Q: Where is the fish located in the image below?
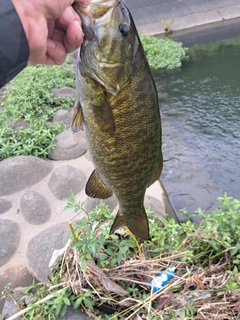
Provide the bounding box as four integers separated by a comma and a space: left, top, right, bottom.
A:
72, 0, 163, 240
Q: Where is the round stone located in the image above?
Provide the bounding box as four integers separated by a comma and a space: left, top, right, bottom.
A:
50, 87, 77, 100
48, 165, 86, 200
20, 191, 51, 225
144, 195, 165, 217
49, 130, 87, 161
1, 287, 24, 320
0, 199, 12, 214
0, 156, 53, 197
52, 109, 72, 126
9, 119, 30, 131
0, 220, 20, 267
26, 223, 73, 281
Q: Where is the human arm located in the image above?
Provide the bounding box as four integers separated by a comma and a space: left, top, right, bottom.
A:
0, 0, 90, 88
0, 0, 29, 88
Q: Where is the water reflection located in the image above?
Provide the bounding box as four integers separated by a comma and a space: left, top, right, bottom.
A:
155, 38, 240, 217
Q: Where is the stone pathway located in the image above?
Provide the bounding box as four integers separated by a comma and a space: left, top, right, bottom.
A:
0, 149, 170, 277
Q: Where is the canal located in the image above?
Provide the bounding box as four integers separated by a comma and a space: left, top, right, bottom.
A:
155, 33, 240, 218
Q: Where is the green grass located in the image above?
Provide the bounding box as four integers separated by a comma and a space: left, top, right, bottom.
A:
0, 64, 76, 160
2, 193, 239, 319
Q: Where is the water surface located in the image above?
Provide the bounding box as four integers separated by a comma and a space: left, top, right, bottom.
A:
155, 38, 240, 216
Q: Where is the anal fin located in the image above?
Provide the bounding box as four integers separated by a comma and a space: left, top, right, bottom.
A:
86, 170, 113, 199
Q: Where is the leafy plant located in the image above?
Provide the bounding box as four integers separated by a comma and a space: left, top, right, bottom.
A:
66, 197, 138, 271
0, 64, 76, 160
140, 36, 188, 70
1, 194, 240, 319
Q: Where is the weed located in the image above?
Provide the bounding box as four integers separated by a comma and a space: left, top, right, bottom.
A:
140, 35, 188, 70
0, 64, 75, 160
1, 194, 239, 319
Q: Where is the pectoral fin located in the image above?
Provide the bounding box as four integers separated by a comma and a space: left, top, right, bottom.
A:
93, 103, 115, 133
110, 207, 150, 240
92, 90, 115, 133
86, 170, 113, 199
71, 102, 84, 133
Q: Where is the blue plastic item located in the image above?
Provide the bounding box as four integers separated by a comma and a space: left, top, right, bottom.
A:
149, 267, 175, 293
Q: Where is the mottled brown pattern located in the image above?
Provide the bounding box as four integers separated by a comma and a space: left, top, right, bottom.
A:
74, 0, 162, 239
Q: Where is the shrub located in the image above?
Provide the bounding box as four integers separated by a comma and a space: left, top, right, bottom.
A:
140, 36, 188, 70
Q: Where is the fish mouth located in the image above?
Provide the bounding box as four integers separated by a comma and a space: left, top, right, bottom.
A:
73, 0, 118, 26
91, 0, 118, 19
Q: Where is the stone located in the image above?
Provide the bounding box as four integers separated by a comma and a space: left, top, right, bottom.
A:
0, 156, 53, 197
20, 191, 51, 225
1, 287, 24, 320
0, 220, 20, 267
52, 109, 73, 126
48, 165, 86, 200
9, 119, 30, 131
26, 223, 72, 281
144, 195, 165, 217
49, 130, 88, 161
58, 307, 90, 320
0, 199, 12, 214
84, 194, 118, 213
51, 87, 77, 101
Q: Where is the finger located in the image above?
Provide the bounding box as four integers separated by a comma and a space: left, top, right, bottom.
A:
64, 20, 83, 53
47, 20, 55, 38
51, 28, 65, 44
50, 21, 83, 54
45, 40, 67, 65
57, 6, 80, 32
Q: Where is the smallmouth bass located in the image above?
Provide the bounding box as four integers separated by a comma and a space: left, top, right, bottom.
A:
72, 0, 163, 240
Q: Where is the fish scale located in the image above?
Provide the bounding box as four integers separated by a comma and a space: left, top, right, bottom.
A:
72, 0, 162, 240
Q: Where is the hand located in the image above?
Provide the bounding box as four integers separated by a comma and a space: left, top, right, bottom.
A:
11, 0, 90, 65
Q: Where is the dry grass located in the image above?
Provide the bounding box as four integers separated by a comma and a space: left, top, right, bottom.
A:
49, 241, 240, 320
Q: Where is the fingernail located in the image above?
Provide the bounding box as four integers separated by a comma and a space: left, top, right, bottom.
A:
47, 39, 56, 49
62, 7, 74, 23
75, 23, 83, 42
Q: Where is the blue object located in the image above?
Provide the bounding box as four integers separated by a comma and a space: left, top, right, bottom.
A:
149, 267, 175, 293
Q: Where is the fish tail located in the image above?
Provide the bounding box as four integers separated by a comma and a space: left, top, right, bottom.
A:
110, 207, 150, 240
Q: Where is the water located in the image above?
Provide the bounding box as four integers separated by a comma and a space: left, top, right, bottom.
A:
154, 37, 240, 217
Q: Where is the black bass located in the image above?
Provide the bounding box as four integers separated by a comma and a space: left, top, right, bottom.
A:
72, 0, 163, 240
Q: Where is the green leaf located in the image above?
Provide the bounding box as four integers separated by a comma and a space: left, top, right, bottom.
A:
84, 297, 94, 310
63, 296, 71, 306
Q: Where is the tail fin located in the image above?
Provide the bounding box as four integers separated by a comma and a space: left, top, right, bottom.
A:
110, 207, 150, 240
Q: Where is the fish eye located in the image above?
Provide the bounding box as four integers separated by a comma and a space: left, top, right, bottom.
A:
119, 22, 129, 37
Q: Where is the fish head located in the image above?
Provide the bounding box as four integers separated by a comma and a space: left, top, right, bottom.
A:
74, 0, 140, 95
